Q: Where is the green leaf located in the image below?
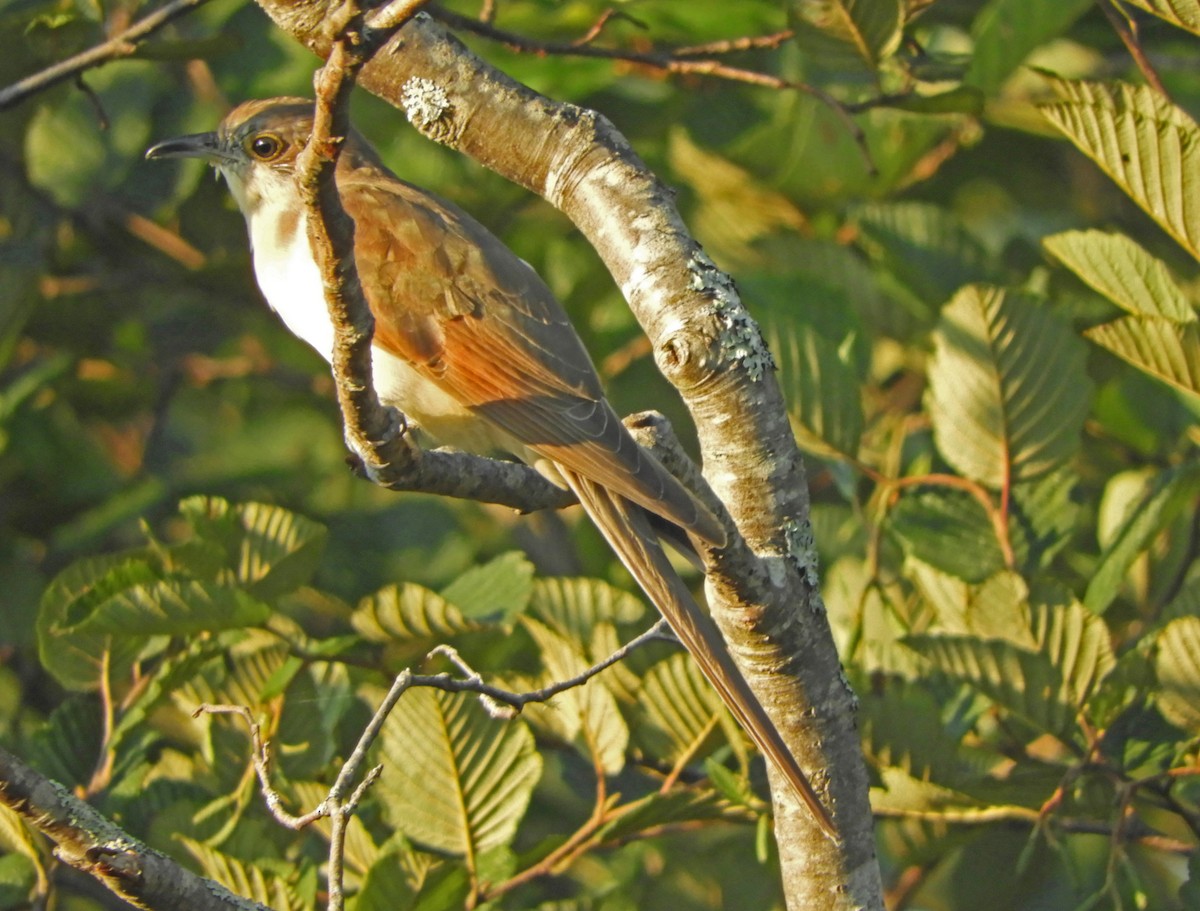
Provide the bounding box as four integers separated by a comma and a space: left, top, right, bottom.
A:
528, 576, 648, 703
178, 497, 328, 599
771, 321, 864, 459
1084, 317, 1200, 398
1085, 461, 1200, 613
0, 853, 35, 909
520, 618, 629, 775
1122, 0, 1200, 36
966, 0, 1094, 92
592, 788, 745, 845
179, 838, 312, 911
1043, 230, 1195, 322
1008, 468, 1079, 573
1154, 616, 1200, 731
1040, 79, 1200, 263
24, 61, 162, 208
439, 552, 534, 621
852, 202, 996, 307
78, 578, 270, 636
927, 285, 1091, 487
374, 687, 542, 859
905, 598, 1112, 739
889, 489, 1007, 584
788, 0, 904, 71
37, 553, 164, 691
352, 583, 484, 644
635, 653, 735, 769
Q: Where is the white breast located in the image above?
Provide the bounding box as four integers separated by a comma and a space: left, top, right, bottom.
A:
244, 207, 499, 453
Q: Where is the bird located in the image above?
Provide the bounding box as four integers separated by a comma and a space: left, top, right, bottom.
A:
146, 97, 835, 838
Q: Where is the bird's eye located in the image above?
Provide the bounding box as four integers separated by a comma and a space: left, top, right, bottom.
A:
248, 133, 284, 161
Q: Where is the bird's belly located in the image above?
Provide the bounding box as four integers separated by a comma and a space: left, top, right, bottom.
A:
249, 217, 505, 455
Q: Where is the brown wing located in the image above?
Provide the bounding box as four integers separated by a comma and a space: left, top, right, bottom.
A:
339, 172, 723, 545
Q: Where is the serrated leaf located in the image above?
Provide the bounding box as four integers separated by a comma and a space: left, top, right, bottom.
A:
1154, 616, 1200, 731
353, 583, 484, 644
1085, 316, 1200, 398
78, 579, 270, 636
374, 686, 542, 860
903, 635, 1069, 735
231, 501, 327, 600
1122, 0, 1200, 36
1085, 461, 1200, 613
635, 653, 733, 768
178, 497, 328, 598
1008, 468, 1079, 573
853, 202, 996, 306
889, 489, 1007, 584
37, 553, 166, 691
870, 767, 991, 818
772, 321, 864, 459
440, 552, 534, 621
528, 577, 647, 703
1040, 79, 1200, 262
179, 838, 310, 911
966, 0, 1094, 92
520, 618, 629, 775
1043, 230, 1195, 322
927, 285, 1091, 487
789, 0, 904, 71
905, 597, 1114, 740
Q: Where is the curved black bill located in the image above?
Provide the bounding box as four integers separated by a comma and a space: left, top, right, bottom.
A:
145, 132, 221, 161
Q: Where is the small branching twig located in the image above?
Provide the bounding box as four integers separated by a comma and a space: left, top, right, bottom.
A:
199, 616, 672, 909
0, 0, 214, 110
429, 8, 877, 174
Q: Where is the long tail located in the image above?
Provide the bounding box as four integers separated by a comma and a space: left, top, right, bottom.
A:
557, 467, 837, 839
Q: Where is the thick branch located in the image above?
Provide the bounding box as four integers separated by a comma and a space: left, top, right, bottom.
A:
0, 746, 271, 911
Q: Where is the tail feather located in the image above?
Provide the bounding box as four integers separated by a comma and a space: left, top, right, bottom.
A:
557, 467, 837, 839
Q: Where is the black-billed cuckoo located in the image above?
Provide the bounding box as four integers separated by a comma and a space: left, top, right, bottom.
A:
146, 98, 835, 838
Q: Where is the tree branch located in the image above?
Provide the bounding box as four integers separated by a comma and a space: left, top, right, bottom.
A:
0, 746, 272, 911
0, 0, 214, 111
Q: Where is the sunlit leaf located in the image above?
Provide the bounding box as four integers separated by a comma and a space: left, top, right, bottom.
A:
1085, 461, 1200, 613
1040, 79, 1200, 262
772, 321, 864, 459
179, 838, 313, 911
374, 686, 542, 859
591, 788, 747, 845
352, 582, 484, 644
78, 578, 270, 636
1122, 0, 1200, 36
521, 617, 629, 775
904, 595, 1114, 739
1043, 230, 1195, 322
1154, 616, 1200, 731
966, 0, 1094, 92
1085, 317, 1200, 398
635, 653, 733, 768
927, 285, 1091, 487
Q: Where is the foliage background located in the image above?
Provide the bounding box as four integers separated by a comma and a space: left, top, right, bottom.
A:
1, 0, 1199, 909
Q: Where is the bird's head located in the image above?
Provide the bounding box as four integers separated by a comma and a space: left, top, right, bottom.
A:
146, 97, 381, 215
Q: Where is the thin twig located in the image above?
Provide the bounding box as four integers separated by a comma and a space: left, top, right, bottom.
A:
429, 8, 877, 174
1101, 0, 1172, 99
0, 0, 213, 110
